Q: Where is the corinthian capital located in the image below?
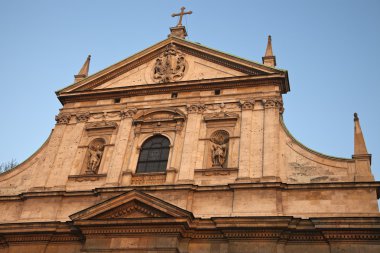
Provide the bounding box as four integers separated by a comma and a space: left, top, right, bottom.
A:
187, 104, 206, 114
239, 100, 255, 110
76, 112, 91, 123
264, 99, 283, 112
120, 108, 137, 119
55, 113, 71, 125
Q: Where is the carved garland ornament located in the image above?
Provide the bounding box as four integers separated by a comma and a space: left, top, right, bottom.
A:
152, 44, 187, 83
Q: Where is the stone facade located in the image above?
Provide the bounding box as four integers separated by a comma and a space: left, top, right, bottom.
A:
0, 29, 379, 253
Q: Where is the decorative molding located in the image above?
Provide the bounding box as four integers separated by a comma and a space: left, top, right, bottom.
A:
204, 111, 239, 122
85, 121, 118, 131
195, 167, 238, 176
131, 173, 167, 185
68, 174, 107, 182
187, 104, 206, 114
81, 227, 183, 236
203, 111, 239, 128
120, 108, 137, 119
94, 201, 168, 219
322, 231, 380, 241
55, 113, 71, 124
133, 109, 185, 134
5, 234, 52, 243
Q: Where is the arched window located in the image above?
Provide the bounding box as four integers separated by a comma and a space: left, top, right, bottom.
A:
136, 135, 170, 173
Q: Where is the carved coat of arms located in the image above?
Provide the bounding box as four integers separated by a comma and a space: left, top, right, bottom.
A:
152, 44, 186, 83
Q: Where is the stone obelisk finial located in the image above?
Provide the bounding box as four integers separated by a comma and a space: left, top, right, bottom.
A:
352, 113, 373, 181
353, 113, 369, 155
74, 55, 91, 82
169, 7, 192, 39
262, 35, 277, 67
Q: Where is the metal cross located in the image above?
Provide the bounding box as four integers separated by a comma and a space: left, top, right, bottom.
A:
171, 7, 192, 27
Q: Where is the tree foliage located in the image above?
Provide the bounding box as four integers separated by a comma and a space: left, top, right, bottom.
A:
0, 159, 18, 173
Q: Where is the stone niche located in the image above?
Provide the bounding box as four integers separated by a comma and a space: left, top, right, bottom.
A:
68, 120, 118, 184
121, 108, 186, 185
195, 111, 240, 184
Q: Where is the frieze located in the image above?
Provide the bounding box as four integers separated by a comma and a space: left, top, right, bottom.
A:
322, 231, 380, 241
68, 174, 107, 182
85, 121, 118, 131
203, 111, 239, 122
131, 173, 166, 185
187, 104, 206, 114
55, 113, 71, 124
81, 227, 183, 236
195, 168, 238, 176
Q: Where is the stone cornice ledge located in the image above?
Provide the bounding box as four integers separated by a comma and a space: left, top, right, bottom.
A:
1, 181, 380, 201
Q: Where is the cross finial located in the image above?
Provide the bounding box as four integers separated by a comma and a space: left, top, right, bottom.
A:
171, 6, 192, 27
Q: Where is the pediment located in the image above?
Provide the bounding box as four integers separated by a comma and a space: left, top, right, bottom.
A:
58, 37, 286, 95
69, 190, 194, 221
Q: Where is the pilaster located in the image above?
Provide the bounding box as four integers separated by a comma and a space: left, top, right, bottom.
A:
105, 109, 136, 186
45, 112, 90, 188
262, 99, 282, 181
237, 100, 254, 180
251, 100, 265, 178
178, 104, 205, 182
30, 113, 71, 190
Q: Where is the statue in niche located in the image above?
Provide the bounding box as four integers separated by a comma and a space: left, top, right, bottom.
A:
210, 130, 229, 168
86, 139, 105, 174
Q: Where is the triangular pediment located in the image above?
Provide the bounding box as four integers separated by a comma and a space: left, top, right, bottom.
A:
69, 190, 194, 221
58, 36, 287, 95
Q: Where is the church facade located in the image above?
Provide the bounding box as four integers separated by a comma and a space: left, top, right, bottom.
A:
0, 13, 379, 253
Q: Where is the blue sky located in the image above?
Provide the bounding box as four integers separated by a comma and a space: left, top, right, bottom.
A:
0, 0, 379, 181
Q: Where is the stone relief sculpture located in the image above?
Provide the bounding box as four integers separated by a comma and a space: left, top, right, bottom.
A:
86, 139, 105, 174
152, 44, 186, 83
210, 130, 229, 168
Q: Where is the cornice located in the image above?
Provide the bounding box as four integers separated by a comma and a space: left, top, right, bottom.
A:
1, 181, 380, 201
177, 45, 264, 75
57, 75, 287, 104
1, 217, 379, 244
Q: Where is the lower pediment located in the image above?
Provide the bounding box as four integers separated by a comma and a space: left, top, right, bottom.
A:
92, 200, 169, 219
69, 190, 194, 221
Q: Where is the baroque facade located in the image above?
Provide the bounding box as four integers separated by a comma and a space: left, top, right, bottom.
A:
0, 12, 379, 253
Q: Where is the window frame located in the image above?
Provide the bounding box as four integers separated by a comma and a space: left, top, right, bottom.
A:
135, 135, 171, 174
